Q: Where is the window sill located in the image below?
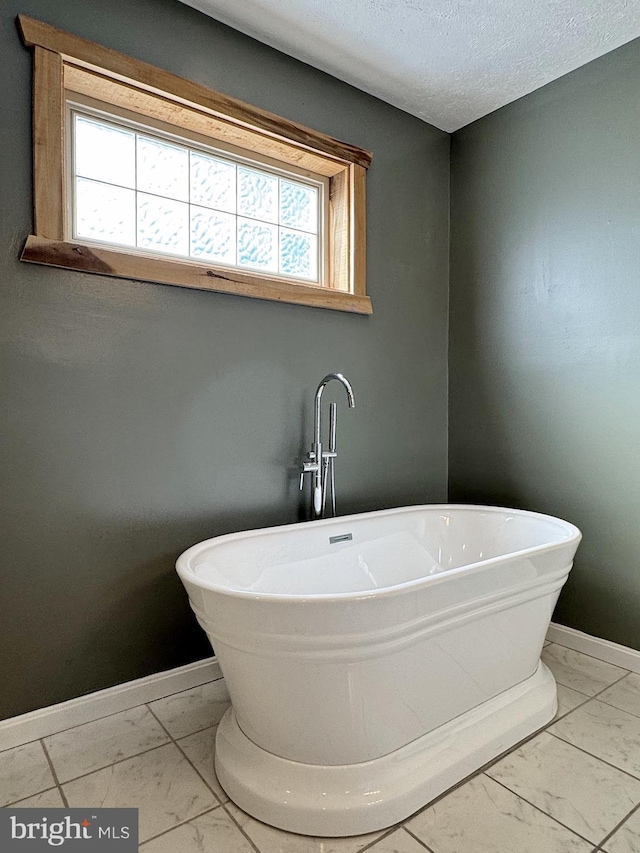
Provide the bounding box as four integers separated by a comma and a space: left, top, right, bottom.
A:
21, 235, 374, 315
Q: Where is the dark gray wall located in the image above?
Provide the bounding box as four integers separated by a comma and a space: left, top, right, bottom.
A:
0, 1, 449, 718
450, 39, 640, 651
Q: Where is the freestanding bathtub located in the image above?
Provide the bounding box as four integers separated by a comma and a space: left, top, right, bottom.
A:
176, 504, 581, 836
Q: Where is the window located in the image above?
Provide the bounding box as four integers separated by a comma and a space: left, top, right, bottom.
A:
69, 106, 326, 282
19, 16, 372, 314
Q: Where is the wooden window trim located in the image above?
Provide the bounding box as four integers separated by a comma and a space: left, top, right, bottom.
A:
19, 16, 373, 315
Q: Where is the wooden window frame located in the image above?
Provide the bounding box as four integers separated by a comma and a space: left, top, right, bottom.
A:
19, 16, 373, 315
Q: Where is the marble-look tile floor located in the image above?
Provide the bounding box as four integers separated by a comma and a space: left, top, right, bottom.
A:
2, 641, 640, 852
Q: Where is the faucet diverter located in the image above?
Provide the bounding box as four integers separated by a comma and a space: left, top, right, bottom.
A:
300, 373, 355, 519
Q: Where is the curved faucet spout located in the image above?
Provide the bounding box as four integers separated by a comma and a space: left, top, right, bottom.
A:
314, 373, 355, 448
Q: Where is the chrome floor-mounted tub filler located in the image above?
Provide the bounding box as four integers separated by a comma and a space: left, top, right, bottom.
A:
177, 380, 581, 836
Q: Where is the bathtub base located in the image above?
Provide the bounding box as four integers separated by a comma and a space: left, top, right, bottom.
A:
215, 661, 557, 837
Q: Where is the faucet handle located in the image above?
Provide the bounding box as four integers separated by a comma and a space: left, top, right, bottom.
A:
299, 456, 319, 490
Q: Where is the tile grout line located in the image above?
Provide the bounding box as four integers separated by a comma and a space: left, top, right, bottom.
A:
138, 805, 222, 847
596, 700, 640, 723
0, 677, 224, 756
402, 824, 438, 852
460, 716, 560, 781
549, 692, 592, 722
170, 721, 219, 741
45, 740, 174, 788
485, 772, 602, 846
541, 669, 637, 729
547, 669, 640, 731
352, 825, 401, 852
588, 670, 633, 697
546, 729, 640, 783
4, 786, 61, 808
218, 802, 267, 853
548, 640, 635, 670
588, 676, 640, 721
544, 678, 591, 699
548, 667, 631, 705
589, 799, 640, 852
39, 739, 69, 808
0, 737, 55, 757
144, 702, 222, 797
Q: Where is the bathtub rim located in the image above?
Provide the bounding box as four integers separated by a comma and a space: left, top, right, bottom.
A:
176, 503, 582, 603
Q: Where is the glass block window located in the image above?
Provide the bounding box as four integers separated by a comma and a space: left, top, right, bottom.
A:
70, 110, 323, 283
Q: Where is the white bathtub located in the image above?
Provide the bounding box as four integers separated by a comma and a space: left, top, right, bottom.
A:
177, 504, 581, 836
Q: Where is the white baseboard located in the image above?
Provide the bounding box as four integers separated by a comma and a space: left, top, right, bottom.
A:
547, 622, 640, 674
0, 656, 222, 752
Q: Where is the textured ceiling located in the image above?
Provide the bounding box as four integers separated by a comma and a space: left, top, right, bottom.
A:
177, 0, 640, 132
